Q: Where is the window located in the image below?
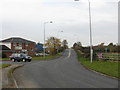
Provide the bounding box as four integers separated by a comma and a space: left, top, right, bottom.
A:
13, 43, 16, 46
16, 43, 19, 46
19, 43, 22, 46
26, 43, 28, 46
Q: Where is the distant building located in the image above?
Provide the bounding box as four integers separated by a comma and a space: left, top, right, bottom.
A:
0, 37, 36, 56
35, 43, 43, 53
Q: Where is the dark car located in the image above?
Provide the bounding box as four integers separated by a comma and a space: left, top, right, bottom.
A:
10, 53, 32, 62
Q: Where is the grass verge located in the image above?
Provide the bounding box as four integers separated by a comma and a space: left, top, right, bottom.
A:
7, 64, 24, 88
76, 51, 119, 79
0, 64, 11, 68
0, 58, 9, 61
0, 53, 61, 61
32, 53, 61, 60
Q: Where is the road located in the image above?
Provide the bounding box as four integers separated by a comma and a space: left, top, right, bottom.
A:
13, 49, 118, 88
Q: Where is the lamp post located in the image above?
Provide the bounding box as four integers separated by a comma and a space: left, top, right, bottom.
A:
43, 21, 53, 58
74, 0, 93, 63
57, 30, 63, 38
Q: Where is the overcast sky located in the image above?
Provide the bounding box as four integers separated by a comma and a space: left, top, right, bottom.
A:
1, 0, 119, 47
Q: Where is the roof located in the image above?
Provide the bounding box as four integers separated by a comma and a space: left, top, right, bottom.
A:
0, 37, 36, 43
0, 45, 11, 50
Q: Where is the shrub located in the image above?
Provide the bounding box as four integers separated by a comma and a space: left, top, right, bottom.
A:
84, 52, 97, 61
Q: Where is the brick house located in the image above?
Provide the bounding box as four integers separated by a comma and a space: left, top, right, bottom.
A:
0, 37, 36, 56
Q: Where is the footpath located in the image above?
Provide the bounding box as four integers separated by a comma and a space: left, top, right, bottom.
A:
0, 64, 23, 89
0, 67, 2, 90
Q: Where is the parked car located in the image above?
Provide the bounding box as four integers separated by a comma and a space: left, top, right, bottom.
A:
10, 53, 32, 62
35, 53, 49, 56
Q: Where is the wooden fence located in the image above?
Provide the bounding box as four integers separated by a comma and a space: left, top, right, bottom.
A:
97, 53, 120, 61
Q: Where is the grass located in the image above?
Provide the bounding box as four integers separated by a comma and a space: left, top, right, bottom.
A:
0, 53, 61, 61
0, 58, 9, 61
76, 51, 119, 78
0, 64, 11, 68
32, 53, 61, 60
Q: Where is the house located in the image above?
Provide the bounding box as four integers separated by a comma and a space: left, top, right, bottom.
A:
0, 37, 36, 56
0, 45, 13, 58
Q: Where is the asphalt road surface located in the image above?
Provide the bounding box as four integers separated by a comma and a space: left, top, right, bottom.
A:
13, 49, 118, 88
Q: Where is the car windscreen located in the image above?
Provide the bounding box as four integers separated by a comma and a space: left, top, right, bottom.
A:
12, 54, 21, 57
21, 54, 27, 57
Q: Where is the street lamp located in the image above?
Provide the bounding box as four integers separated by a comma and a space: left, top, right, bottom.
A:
74, 0, 93, 63
43, 21, 53, 58
57, 30, 63, 38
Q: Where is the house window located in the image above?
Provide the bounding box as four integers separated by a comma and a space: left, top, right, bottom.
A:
19, 42, 22, 46
15, 46, 22, 50
13, 43, 16, 46
16, 43, 19, 46
26, 43, 28, 46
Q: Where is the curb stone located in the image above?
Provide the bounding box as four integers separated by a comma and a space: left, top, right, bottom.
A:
2, 64, 24, 88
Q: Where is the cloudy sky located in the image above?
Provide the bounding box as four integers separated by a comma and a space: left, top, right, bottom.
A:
1, 0, 119, 47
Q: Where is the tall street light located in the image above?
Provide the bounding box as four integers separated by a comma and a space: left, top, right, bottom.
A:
74, 0, 93, 63
44, 21, 53, 58
57, 30, 63, 38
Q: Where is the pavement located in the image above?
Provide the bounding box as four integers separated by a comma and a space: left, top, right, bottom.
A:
0, 64, 23, 89
12, 49, 118, 88
1, 61, 31, 65
0, 67, 2, 90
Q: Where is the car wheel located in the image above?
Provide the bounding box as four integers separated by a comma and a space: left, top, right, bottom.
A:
17, 60, 20, 62
22, 59, 26, 62
28, 60, 31, 62
12, 59, 15, 62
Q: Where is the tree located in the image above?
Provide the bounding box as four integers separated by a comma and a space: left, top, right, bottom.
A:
108, 43, 114, 46
62, 40, 68, 49
45, 37, 61, 55
72, 42, 82, 50
108, 43, 114, 52
73, 43, 77, 49
77, 42, 82, 47
97, 43, 105, 53
99, 43, 104, 46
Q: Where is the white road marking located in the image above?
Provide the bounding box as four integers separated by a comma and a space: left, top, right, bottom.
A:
67, 49, 71, 58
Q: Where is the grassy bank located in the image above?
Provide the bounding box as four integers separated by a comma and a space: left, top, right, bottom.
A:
0, 64, 11, 68
76, 51, 119, 78
32, 53, 61, 60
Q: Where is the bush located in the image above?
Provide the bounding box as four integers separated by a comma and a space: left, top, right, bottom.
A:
84, 52, 97, 60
